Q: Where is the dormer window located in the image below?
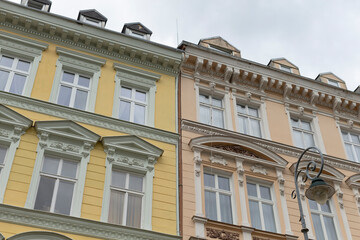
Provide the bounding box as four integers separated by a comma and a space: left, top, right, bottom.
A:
280, 64, 292, 73
21, 0, 52, 12
77, 9, 107, 28
122, 23, 152, 41
328, 79, 339, 87
198, 37, 241, 57
208, 44, 233, 55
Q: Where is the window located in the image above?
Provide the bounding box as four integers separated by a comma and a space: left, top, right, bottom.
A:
84, 17, 101, 27
280, 65, 292, 73
328, 79, 339, 87
50, 47, 105, 112
130, 31, 146, 39
309, 200, 339, 240
247, 182, 277, 232
34, 155, 78, 215
108, 170, 144, 227
0, 146, 7, 175
237, 104, 261, 137
342, 131, 360, 163
118, 86, 147, 124
112, 63, 159, 127
199, 94, 224, 128
204, 173, 233, 224
27, 0, 44, 10
0, 55, 31, 95
57, 71, 91, 110
291, 118, 315, 148
0, 31, 48, 97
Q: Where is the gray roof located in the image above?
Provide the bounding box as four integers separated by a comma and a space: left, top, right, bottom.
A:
77, 9, 107, 22
121, 22, 152, 35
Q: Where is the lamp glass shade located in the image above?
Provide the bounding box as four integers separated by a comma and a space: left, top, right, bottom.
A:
305, 178, 335, 205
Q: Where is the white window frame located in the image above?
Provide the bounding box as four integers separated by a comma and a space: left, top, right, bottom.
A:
49, 47, 105, 112
286, 108, 326, 153
25, 120, 100, 217
199, 93, 225, 128
118, 86, 148, 124
101, 135, 163, 230
328, 79, 339, 87
233, 95, 271, 139
308, 199, 341, 240
112, 63, 160, 127
203, 169, 236, 224
246, 178, 281, 233
0, 105, 32, 203
340, 129, 360, 163
280, 64, 292, 73
0, 31, 48, 97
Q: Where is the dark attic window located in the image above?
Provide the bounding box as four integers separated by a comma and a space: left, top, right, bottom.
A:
27, 1, 43, 10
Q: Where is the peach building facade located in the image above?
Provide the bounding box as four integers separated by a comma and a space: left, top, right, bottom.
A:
178, 37, 360, 240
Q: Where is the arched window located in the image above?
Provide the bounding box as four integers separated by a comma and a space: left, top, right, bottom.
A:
8, 231, 72, 240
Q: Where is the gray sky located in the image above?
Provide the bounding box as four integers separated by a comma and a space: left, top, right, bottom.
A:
9, 0, 360, 91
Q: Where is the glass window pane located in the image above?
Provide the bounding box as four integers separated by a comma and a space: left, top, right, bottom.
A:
260, 186, 271, 200
308, 199, 318, 210
354, 146, 360, 163
129, 174, 143, 192
34, 176, 56, 211
16, 60, 30, 72
291, 118, 299, 127
78, 76, 90, 88
303, 133, 315, 148
9, 74, 26, 94
205, 191, 217, 221
293, 130, 304, 148
249, 200, 262, 229
134, 104, 145, 124
212, 109, 224, 128
345, 143, 355, 161
120, 87, 132, 98
320, 201, 331, 213
119, 101, 131, 121
0, 70, 9, 90
112, 170, 126, 188
42, 156, 60, 174
199, 106, 210, 125
248, 107, 258, 117
61, 160, 77, 178
250, 119, 261, 137
341, 132, 349, 141
204, 173, 215, 188
74, 89, 88, 110
126, 194, 142, 227
219, 194, 232, 224
237, 104, 246, 114
212, 98, 222, 107
54, 180, 74, 215
57, 85, 72, 107
0, 56, 14, 68
199, 94, 209, 104
62, 72, 75, 83
135, 90, 146, 102
324, 216, 338, 240
301, 121, 311, 131
218, 176, 230, 191
263, 203, 276, 232
247, 183, 257, 197
351, 134, 360, 144
0, 146, 7, 164
238, 116, 248, 134
108, 190, 125, 224
311, 213, 325, 240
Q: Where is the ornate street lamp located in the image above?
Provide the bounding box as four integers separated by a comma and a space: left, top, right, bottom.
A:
292, 147, 335, 240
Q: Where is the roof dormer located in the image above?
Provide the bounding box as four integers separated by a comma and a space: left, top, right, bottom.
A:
21, 0, 52, 12
268, 58, 300, 75
77, 9, 107, 28
121, 22, 152, 40
198, 36, 241, 57
315, 72, 347, 90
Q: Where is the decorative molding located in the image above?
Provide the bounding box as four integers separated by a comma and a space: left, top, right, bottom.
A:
250, 164, 267, 175
335, 184, 344, 208
212, 145, 260, 158
0, 204, 180, 240
209, 155, 227, 166
206, 228, 239, 240
236, 158, 245, 186
276, 169, 285, 196
0, 91, 179, 144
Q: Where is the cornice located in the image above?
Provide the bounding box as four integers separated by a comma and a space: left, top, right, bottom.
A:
181, 119, 360, 173
0, 1, 182, 76
0, 204, 180, 240
0, 91, 179, 144
181, 46, 360, 120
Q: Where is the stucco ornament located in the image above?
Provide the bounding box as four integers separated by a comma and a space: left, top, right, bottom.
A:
206, 228, 239, 240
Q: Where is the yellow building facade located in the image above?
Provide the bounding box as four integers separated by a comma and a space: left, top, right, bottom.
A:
0, 1, 182, 240
178, 37, 360, 240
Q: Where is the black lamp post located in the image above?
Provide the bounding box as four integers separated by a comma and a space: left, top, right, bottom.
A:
293, 147, 335, 240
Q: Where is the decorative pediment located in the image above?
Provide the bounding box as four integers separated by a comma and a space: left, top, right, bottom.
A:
189, 136, 288, 168
290, 161, 345, 183
35, 120, 100, 143
199, 36, 241, 57
0, 105, 32, 128
346, 174, 360, 188
8, 231, 72, 240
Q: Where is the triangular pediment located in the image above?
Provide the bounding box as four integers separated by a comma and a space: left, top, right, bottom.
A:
0, 105, 32, 128
199, 36, 241, 57
102, 135, 163, 158
122, 22, 152, 35
35, 120, 100, 143
78, 9, 107, 22
268, 57, 298, 69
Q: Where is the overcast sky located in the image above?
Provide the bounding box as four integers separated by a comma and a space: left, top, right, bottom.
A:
9, 0, 360, 91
